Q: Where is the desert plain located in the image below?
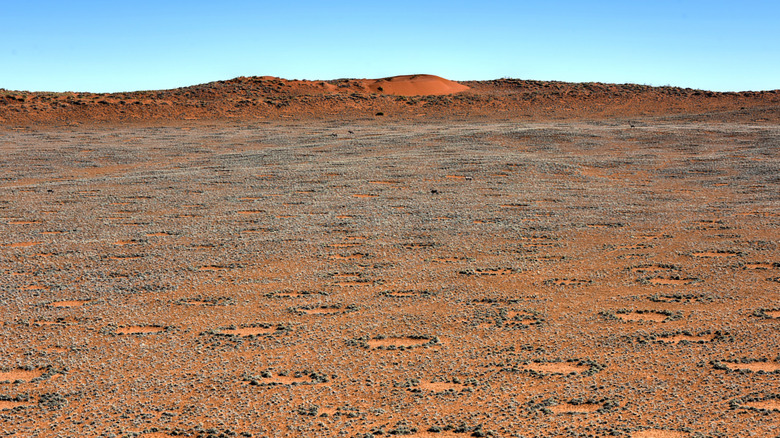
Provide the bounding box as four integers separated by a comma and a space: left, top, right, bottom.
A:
1, 75, 779, 437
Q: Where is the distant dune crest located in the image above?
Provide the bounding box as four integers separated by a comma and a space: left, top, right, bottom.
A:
363, 74, 471, 96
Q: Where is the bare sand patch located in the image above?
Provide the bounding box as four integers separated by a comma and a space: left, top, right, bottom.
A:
403, 433, 464, 438
294, 305, 354, 315
0, 400, 30, 410
330, 253, 365, 260
417, 381, 466, 392
548, 402, 602, 414
743, 400, 780, 411
50, 300, 89, 308
300, 308, 342, 315
657, 334, 716, 344
0, 368, 45, 382
329, 242, 360, 248
219, 327, 275, 336
6, 241, 42, 248
766, 310, 780, 318
366, 336, 436, 349
522, 362, 590, 375
38, 346, 68, 353
618, 312, 670, 322
335, 280, 371, 287
265, 375, 312, 385
247, 371, 328, 386
116, 326, 165, 335
545, 278, 590, 286
630, 264, 678, 273
632, 430, 688, 438
691, 250, 738, 258
722, 361, 780, 372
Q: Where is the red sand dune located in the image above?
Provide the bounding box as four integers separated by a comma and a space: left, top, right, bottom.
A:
364, 74, 470, 96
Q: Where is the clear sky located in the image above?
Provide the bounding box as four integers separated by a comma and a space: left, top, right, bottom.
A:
2, 0, 778, 93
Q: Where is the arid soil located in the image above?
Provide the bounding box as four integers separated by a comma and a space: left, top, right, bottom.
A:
1, 76, 779, 437
2, 74, 780, 125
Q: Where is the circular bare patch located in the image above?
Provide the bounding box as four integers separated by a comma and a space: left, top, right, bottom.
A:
220, 327, 275, 336
628, 263, 679, 274
0, 368, 45, 383
417, 381, 466, 392
524, 362, 589, 374
367, 337, 434, 349
659, 334, 713, 344
715, 360, 780, 373
650, 331, 726, 345
207, 323, 290, 338
605, 309, 680, 323
403, 377, 477, 394
245, 370, 330, 386
691, 250, 738, 258
115, 325, 166, 335
350, 335, 440, 350
730, 394, 780, 412
743, 400, 780, 411
511, 359, 605, 376
548, 402, 602, 414
631, 430, 688, 438
753, 308, 780, 319
618, 312, 670, 322
649, 292, 713, 303
5, 241, 42, 248
50, 300, 90, 308
139, 433, 178, 438
0, 400, 28, 410
0, 396, 32, 410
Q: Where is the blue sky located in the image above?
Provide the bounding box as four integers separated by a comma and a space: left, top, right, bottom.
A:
2, 1, 778, 93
